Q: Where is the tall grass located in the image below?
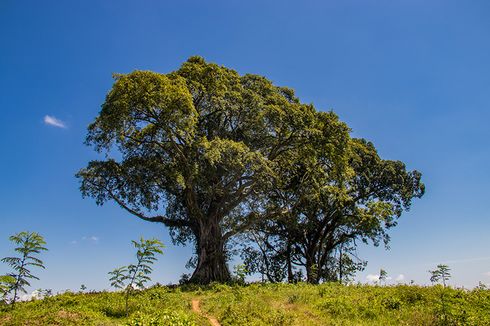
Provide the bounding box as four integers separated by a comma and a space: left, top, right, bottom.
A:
0, 283, 488, 325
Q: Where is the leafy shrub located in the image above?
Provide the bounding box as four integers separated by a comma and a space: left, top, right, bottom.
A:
400, 286, 425, 304
210, 282, 231, 293
318, 287, 327, 297
126, 311, 196, 326
382, 297, 402, 310
0, 283, 489, 325
287, 293, 300, 304
318, 297, 356, 318
232, 286, 244, 301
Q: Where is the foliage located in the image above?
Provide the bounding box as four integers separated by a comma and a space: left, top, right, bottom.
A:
429, 264, 451, 287
77, 56, 319, 284
108, 237, 164, 316
232, 265, 248, 285
242, 134, 424, 284
202, 283, 489, 326
336, 246, 367, 284
109, 267, 128, 290
77, 56, 424, 284
0, 283, 489, 325
126, 310, 196, 326
0, 276, 15, 304
1, 231, 48, 305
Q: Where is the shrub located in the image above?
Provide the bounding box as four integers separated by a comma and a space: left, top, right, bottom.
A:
126, 310, 196, 326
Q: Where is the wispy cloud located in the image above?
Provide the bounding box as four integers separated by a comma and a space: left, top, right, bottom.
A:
82, 236, 99, 244
366, 274, 379, 282
484, 271, 490, 277
43, 115, 66, 128
70, 236, 99, 245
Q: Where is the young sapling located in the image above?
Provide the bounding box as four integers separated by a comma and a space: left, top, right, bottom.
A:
1, 231, 48, 306
108, 237, 164, 316
429, 264, 451, 287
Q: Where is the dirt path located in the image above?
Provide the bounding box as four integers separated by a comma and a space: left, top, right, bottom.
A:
191, 299, 221, 326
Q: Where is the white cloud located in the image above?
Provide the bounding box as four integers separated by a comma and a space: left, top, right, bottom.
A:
19, 290, 42, 302
484, 272, 490, 277
43, 115, 66, 128
128, 283, 144, 290
366, 274, 379, 282
82, 236, 99, 244
395, 274, 405, 282
70, 240, 77, 245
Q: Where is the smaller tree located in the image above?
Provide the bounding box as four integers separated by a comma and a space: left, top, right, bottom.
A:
429, 264, 451, 287
379, 269, 388, 286
232, 264, 248, 285
336, 246, 366, 284
1, 231, 47, 306
108, 237, 164, 316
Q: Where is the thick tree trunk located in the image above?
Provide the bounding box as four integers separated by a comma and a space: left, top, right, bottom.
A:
305, 253, 320, 284
189, 218, 231, 284
305, 256, 314, 284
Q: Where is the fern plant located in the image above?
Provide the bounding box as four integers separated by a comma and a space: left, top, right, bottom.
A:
1, 231, 47, 306
108, 237, 164, 316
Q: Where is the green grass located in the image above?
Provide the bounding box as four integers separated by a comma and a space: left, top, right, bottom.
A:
1, 283, 489, 325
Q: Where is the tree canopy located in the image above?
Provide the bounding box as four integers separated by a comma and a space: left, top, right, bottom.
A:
241, 132, 424, 284
77, 56, 424, 284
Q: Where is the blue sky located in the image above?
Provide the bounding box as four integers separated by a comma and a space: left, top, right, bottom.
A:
1, 0, 489, 293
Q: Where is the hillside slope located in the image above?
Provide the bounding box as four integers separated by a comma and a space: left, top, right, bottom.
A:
1, 283, 489, 325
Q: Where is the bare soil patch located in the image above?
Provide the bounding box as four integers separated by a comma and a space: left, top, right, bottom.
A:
191, 299, 220, 326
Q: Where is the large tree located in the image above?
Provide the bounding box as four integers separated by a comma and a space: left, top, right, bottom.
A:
77, 57, 424, 284
77, 57, 317, 284
242, 132, 425, 283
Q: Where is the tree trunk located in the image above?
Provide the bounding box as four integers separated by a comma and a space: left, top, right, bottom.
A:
338, 246, 343, 284
286, 240, 294, 283
305, 256, 316, 284
305, 251, 322, 284
189, 218, 231, 284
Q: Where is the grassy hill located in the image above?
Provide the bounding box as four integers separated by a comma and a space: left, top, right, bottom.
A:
1, 283, 489, 325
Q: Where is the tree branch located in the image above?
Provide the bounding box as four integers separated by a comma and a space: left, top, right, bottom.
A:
107, 188, 189, 227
